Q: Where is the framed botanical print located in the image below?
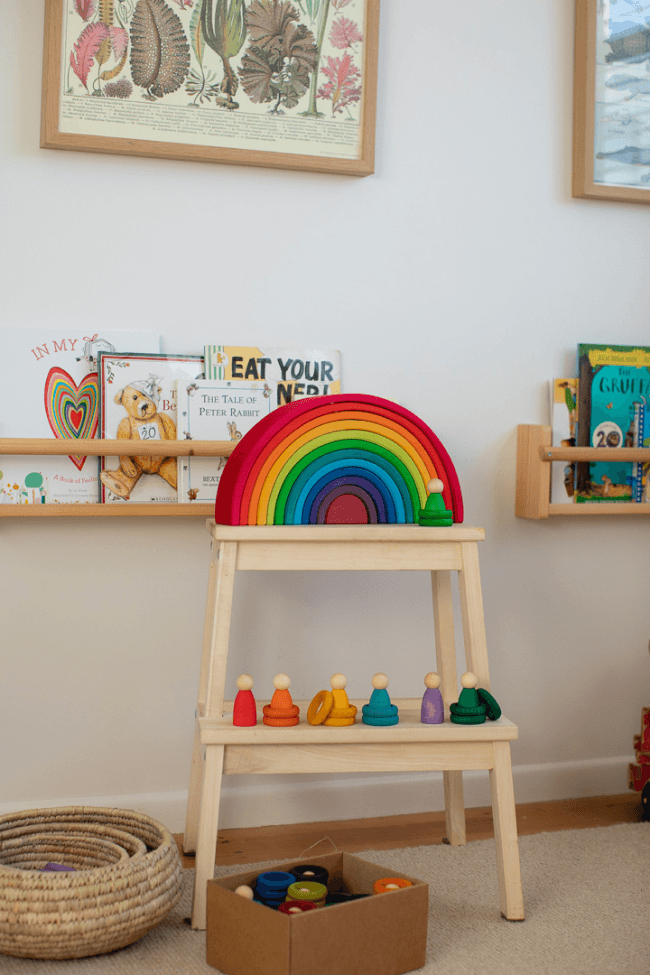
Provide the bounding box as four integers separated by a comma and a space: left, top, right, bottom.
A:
41, 0, 379, 176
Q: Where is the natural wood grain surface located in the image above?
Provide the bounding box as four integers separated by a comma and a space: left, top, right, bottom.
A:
200, 708, 518, 744
515, 424, 551, 519
209, 523, 486, 541
541, 445, 650, 463
175, 793, 642, 869
0, 438, 235, 456
0, 503, 215, 518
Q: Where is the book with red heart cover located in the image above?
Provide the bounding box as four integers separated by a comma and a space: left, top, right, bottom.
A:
0, 327, 160, 504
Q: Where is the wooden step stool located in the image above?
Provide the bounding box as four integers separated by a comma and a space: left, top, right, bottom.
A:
183, 523, 524, 929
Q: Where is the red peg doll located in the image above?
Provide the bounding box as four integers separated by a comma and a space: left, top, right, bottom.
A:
233, 674, 257, 727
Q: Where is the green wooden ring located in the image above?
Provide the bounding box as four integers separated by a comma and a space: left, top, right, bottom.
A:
477, 687, 502, 720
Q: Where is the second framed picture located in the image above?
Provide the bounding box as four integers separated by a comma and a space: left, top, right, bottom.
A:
41, 0, 379, 176
574, 0, 650, 203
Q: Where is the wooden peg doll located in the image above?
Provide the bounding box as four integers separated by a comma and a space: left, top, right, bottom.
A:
323, 673, 357, 726
362, 673, 399, 726
233, 674, 257, 727
421, 672, 444, 724
263, 674, 300, 726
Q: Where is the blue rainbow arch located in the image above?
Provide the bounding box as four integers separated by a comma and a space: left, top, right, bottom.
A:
214, 394, 464, 525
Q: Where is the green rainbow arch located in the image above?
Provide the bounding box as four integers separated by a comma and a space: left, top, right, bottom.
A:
214, 394, 464, 525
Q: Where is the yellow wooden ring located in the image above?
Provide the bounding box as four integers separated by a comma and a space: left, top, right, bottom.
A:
328, 705, 358, 718
323, 716, 356, 726
373, 878, 413, 894
307, 690, 334, 725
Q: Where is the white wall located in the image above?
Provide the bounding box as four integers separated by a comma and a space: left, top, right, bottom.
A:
2, 0, 649, 833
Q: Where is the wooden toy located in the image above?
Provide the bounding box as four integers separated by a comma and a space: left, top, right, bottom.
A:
233, 674, 257, 727
262, 674, 300, 727
290, 864, 329, 886
278, 900, 317, 914
450, 672, 486, 725
323, 673, 357, 726
213, 394, 464, 525
373, 878, 413, 894
629, 707, 650, 793
449, 673, 503, 724
307, 674, 357, 726
307, 689, 334, 725
362, 673, 399, 726
286, 881, 328, 907
421, 672, 444, 724
326, 892, 370, 905
418, 478, 453, 527
642, 781, 650, 821
234, 885, 254, 899
477, 686, 502, 721
255, 870, 295, 907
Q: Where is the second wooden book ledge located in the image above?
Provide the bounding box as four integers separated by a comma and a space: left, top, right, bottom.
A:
516, 424, 650, 519
0, 438, 235, 518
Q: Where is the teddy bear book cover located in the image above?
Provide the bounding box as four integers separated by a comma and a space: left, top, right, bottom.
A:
98, 352, 204, 504
0, 327, 160, 504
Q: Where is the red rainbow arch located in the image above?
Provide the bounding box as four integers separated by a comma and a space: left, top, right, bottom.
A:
214, 394, 464, 526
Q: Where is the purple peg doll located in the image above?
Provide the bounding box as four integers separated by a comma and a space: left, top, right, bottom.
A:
421, 672, 444, 724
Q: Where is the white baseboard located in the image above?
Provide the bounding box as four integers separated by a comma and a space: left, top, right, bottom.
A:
0, 756, 634, 834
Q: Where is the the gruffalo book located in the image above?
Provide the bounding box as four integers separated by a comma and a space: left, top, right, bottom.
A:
576, 344, 650, 503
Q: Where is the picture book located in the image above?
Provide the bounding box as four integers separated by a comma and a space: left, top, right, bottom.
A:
631, 399, 650, 503
0, 327, 160, 504
98, 352, 203, 504
549, 379, 578, 504
204, 346, 340, 406
576, 344, 650, 503
176, 378, 278, 503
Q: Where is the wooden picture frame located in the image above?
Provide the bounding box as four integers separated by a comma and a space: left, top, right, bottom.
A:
41, 0, 379, 177
574, 0, 650, 203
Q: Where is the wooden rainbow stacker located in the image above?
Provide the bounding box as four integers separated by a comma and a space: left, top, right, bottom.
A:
183, 396, 524, 929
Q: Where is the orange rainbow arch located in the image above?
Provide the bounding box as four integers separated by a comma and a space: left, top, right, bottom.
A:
214, 394, 464, 525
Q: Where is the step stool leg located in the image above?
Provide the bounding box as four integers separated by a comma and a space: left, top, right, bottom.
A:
191, 744, 225, 930
431, 571, 465, 845
185, 539, 222, 854
489, 740, 524, 920
458, 541, 490, 689
183, 716, 203, 854
443, 770, 466, 845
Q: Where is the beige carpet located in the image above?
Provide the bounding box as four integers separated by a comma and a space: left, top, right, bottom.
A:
2, 824, 649, 975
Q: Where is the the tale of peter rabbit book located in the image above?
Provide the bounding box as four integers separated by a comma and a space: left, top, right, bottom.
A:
175, 378, 278, 503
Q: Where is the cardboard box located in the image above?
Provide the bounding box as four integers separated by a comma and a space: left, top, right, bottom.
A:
206, 851, 428, 975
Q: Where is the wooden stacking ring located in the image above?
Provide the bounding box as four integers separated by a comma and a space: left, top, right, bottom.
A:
278, 900, 316, 914
262, 714, 300, 726
373, 878, 413, 894
307, 690, 334, 725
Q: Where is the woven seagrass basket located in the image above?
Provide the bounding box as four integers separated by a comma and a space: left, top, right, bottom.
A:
0, 806, 183, 960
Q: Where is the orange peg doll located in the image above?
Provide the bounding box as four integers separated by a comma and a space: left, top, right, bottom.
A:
263, 674, 300, 727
